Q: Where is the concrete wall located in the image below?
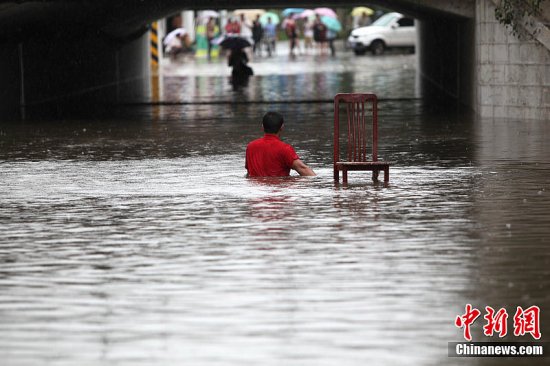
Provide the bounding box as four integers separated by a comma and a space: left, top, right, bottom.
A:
0, 30, 150, 118
475, 0, 550, 120
416, 16, 476, 108
0, 43, 22, 117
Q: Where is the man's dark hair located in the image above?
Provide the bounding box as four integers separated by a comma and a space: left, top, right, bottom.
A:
262, 112, 284, 133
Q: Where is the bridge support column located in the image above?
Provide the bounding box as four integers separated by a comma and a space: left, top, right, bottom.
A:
474, 0, 550, 120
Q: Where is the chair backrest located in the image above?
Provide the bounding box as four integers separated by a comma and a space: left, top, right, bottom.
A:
334, 93, 378, 164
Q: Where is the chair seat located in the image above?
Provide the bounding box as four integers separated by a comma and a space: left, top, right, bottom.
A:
335, 161, 390, 171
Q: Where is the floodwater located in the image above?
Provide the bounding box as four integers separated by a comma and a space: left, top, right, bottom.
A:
1, 49, 549, 366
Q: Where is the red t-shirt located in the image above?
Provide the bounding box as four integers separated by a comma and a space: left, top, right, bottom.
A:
245, 134, 300, 177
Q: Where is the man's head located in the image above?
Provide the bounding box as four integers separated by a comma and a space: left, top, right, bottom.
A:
262, 112, 284, 134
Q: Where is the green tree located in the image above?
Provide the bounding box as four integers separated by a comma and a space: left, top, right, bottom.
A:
494, 0, 547, 37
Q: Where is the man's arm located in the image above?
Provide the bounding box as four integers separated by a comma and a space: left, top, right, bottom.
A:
292, 159, 316, 176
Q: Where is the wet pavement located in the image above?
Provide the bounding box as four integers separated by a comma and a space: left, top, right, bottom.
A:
160, 45, 416, 102
0, 47, 549, 366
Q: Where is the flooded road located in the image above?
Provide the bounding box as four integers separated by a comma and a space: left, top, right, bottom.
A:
1, 50, 549, 366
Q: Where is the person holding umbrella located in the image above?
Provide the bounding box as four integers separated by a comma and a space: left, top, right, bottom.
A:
303, 18, 314, 54
221, 37, 253, 88
327, 28, 336, 56
351, 7, 374, 27
312, 14, 327, 55
238, 13, 254, 60
320, 16, 341, 56
358, 11, 372, 27
284, 15, 298, 56
164, 28, 192, 61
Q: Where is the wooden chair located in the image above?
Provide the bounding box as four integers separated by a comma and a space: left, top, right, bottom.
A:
333, 93, 390, 184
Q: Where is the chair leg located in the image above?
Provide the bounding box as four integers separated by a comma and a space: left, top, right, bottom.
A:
334, 168, 339, 182
372, 170, 379, 181
384, 166, 389, 183
343, 169, 348, 184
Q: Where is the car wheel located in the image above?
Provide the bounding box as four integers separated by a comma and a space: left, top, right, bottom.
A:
371, 40, 385, 55
353, 49, 366, 56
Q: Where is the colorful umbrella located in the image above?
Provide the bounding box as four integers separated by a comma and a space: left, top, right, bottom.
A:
282, 8, 306, 17
351, 7, 374, 17
314, 7, 337, 18
321, 16, 342, 32
198, 10, 220, 19
296, 9, 315, 19
163, 28, 187, 46
259, 12, 280, 25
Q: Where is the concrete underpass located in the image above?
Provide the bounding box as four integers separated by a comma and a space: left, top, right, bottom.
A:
0, 0, 548, 119
1, 3, 550, 366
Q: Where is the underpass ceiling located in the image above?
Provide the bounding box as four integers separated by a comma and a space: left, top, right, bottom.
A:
0, 0, 474, 41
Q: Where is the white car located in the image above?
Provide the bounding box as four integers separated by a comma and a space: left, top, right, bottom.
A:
348, 12, 416, 55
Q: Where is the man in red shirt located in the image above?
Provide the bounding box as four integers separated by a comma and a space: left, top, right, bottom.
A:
246, 112, 316, 177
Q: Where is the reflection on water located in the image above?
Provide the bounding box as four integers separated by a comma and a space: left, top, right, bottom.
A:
0, 52, 549, 366
161, 52, 417, 102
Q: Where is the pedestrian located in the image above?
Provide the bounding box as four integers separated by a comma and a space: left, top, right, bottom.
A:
327, 29, 336, 56
357, 12, 372, 27
206, 17, 217, 60
284, 16, 298, 56
239, 14, 253, 41
239, 14, 253, 60
224, 19, 232, 35
228, 48, 253, 89
262, 17, 277, 57
165, 33, 184, 61
252, 15, 263, 56
303, 18, 314, 54
313, 14, 327, 54
245, 112, 316, 177
225, 18, 240, 35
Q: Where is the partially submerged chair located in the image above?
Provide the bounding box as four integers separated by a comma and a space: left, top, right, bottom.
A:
333, 93, 390, 183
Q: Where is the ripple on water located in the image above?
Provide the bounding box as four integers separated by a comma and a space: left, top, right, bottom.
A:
2, 152, 542, 365
1, 57, 549, 365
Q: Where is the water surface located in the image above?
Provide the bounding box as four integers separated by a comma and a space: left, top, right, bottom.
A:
1, 51, 549, 366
